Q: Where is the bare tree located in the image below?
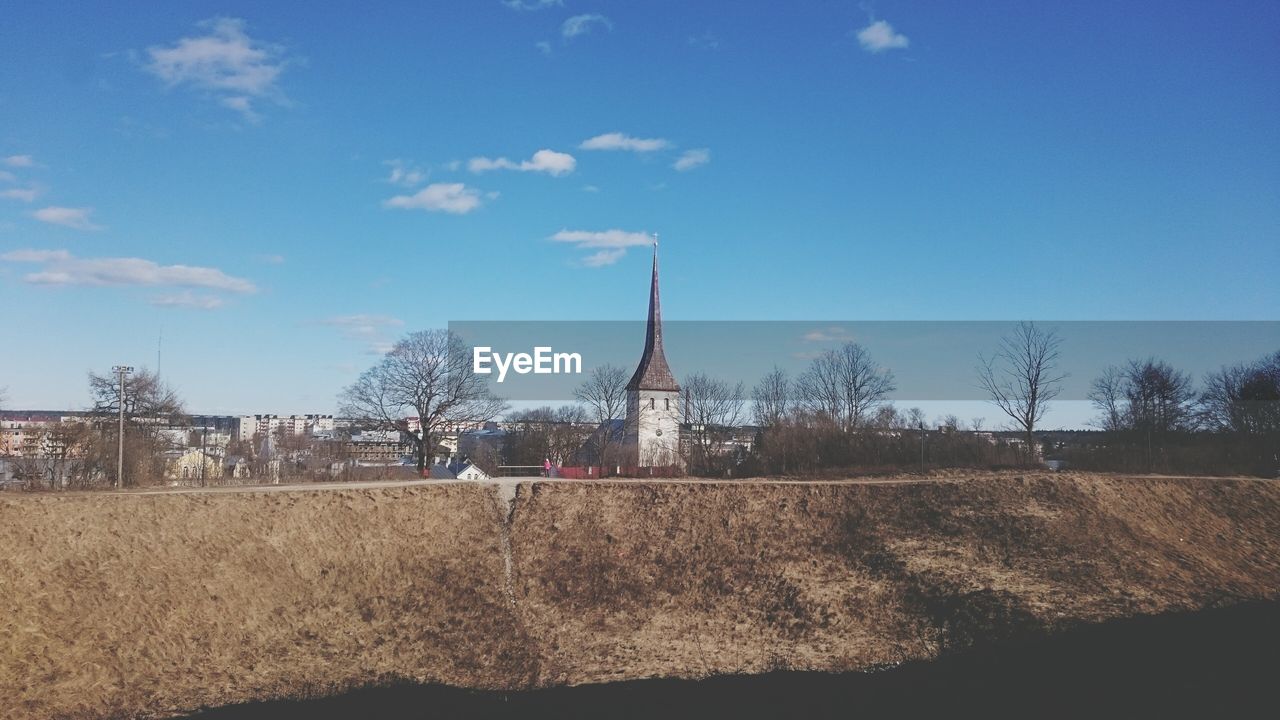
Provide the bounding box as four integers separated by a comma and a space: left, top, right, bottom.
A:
1088, 365, 1127, 431
1200, 350, 1280, 434
976, 322, 1065, 449
574, 364, 629, 466
504, 404, 592, 466
88, 368, 184, 423
751, 366, 791, 427
796, 342, 896, 430
937, 414, 962, 431
870, 404, 905, 429
339, 329, 507, 474
85, 367, 186, 486
682, 373, 746, 474
1121, 358, 1195, 433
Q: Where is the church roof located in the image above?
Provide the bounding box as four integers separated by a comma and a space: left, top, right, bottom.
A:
627, 243, 680, 392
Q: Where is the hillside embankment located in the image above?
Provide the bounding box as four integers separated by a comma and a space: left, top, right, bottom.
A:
2, 472, 1278, 719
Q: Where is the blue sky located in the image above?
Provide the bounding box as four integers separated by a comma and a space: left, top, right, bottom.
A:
1, 1, 1277, 421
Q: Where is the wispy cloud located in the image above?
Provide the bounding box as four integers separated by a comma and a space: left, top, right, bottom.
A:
0, 170, 15, 182
1, 249, 257, 293
33, 206, 102, 231
3, 155, 34, 168
149, 291, 226, 310
536, 41, 552, 55
384, 159, 427, 187
802, 327, 855, 343
582, 248, 627, 267
579, 132, 671, 153
673, 148, 711, 171
551, 229, 654, 267
383, 183, 486, 214
687, 32, 721, 50
0, 249, 71, 263
857, 20, 909, 53
144, 17, 292, 121
503, 0, 562, 10
468, 149, 576, 176
218, 95, 259, 121
562, 14, 613, 39
255, 253, 285, 264
320, 314, 404, 338
321, 314, 404, 353
0, 186, 39, 202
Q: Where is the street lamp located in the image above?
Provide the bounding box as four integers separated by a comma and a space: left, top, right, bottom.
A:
112, 365, 133, 489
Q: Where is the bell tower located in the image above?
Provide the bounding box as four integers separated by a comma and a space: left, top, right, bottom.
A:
625, 239, 681, 466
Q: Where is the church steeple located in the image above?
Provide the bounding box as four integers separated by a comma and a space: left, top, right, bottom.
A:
627, 239, 680, 392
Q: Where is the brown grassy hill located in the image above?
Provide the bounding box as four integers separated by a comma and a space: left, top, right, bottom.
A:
1, 472, 1278, 719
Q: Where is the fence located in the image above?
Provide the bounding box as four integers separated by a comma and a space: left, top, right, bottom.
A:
556, 465, 683, 479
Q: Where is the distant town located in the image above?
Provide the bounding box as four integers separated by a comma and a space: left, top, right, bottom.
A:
2, 246, 1277, 489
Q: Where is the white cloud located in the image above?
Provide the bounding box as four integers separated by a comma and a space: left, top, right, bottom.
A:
219, 95, 259, 122
33, 206, 102, 231
673, 148, 711, 171
255, 253, 285, 264
503, 0, 562, 10
582, 248, 627, 267
857, 20, 909, 53
3, 155, 34, 167
0, 170, 15, 182
468, 149, 576, 176
579, 132, 671, 153
562, 14, 613, 39
802, 327, 855, 343
687, 32, 721, 50
383, 183, 486, 214
551, 229, 654, 266
144, 17, 291, 120
0, 249, 71, 262
536, 41, 552, 55
1, 249, 256, 293
321, 314, 404, 338
384, 159, 427, 186
321, 314, 404, 354
0, 186, 38, 202
149, 291, 225, 310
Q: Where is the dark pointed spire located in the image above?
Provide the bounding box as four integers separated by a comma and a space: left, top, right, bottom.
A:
627, 238, 680, 392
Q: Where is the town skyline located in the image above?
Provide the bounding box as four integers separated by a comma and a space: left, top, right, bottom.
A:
2, 1, 1278, 414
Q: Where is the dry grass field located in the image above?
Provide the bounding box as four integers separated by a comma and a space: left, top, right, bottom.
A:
2, 472, 1278, 719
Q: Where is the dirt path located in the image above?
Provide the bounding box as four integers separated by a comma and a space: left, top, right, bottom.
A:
24, 471, 1257, 498
113, 475, 943, 495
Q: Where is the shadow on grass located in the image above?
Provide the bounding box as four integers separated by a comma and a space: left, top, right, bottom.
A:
186, 600, 1279, 719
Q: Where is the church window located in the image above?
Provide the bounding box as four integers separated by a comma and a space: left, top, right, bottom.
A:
648, 397, 655, 409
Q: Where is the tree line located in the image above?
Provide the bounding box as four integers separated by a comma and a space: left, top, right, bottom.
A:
6, 324, 1276, 488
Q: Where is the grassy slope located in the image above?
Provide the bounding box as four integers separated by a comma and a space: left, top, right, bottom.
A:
2, 473, 1278, 719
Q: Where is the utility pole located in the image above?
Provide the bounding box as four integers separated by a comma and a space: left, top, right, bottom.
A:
919, 421, 926, 475
112, 365, 133, 489
200, 425, 209, 488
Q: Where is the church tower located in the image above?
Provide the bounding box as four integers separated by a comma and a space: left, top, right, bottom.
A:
625, 241, 681, 466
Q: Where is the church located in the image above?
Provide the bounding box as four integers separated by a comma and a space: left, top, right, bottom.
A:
624, 243, 681, 466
